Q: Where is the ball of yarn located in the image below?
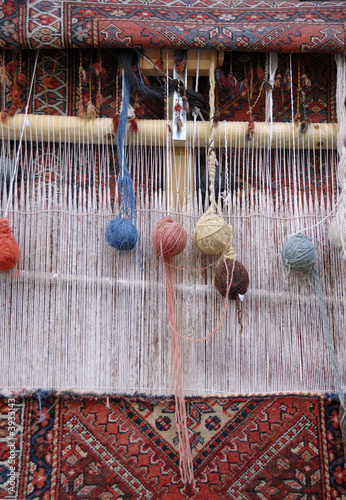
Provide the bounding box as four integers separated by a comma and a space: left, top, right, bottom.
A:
0, 218, 20, 271
152, 215, 187, 258
328, 218, 343, 249
214, 259, 249, 300
192, 211, 232, 255
281, 233, 316, 272
105, 218, 138, 251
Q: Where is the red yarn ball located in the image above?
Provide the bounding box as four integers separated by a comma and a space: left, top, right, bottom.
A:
152, 215, 187, 258
0, 218, 20, 271
215, 259, 249, 300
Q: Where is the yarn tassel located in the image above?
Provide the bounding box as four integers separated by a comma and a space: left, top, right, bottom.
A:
1, 108, 8, 122
0, 66, 10, 86
246, 116, 255, 141
113, 114, 120, 134
129, 116, 138, 133
9, 104, 17, 117
164, 258, 194, 486
77, 101, 84, 119
96, 92, 103, 110
86, 100, 97, 119
17, 73, 26, 85
300, 117, 311, 134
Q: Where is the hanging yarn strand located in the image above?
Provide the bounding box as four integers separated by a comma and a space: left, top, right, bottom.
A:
152, 215, 194, 486
105, 70, 139, 252
193, 52, 233, 259
281, 234, 346, 449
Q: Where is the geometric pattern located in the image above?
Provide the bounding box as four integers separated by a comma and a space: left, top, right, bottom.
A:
0, 393, 345, 499
1, 1, 346, 52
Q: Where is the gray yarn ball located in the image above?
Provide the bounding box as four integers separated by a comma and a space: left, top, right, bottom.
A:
281, 233, 316, 272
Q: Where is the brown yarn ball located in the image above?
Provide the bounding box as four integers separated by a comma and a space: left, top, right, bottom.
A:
0, 217, 20, 271
214, 259, 249, 300
152, 215, 188, 258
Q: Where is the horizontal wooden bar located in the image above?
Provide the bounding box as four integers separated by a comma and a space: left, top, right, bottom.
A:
0, 115, 338, 149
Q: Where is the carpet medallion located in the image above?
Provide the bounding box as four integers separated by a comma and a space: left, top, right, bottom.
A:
0, 393, 345, 499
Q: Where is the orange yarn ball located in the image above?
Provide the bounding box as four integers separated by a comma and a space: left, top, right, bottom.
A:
0, 218, 20, 271
152, 215, 188, 258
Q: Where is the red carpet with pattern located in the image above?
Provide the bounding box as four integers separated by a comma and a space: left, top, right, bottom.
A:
0, 393, 345, 499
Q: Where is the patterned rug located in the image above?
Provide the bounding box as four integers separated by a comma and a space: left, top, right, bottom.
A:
1, 0, 346, 52
0, 393, 345, 499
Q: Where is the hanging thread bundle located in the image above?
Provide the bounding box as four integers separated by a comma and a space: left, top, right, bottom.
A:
152, 216, 193, 486
0, 218, 20, 272
192, 53, 231, 258
328, 54, 346, 254
281, 233, 346, 456
105, 71, 138, 252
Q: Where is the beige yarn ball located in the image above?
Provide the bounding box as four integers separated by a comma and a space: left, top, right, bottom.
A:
328, 218, 343, 248
192, 211, 232, 255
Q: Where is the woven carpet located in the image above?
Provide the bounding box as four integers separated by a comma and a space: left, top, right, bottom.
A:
0, 393, 345, 499
1, 0, 346, 52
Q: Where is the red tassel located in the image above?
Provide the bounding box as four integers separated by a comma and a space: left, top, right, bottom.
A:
78, 102, 84, 119
9, 104, 17, 117
1, 108, 8, 122
96, 92, 103, 109
174, 102, 183, 113
216, 69, 226, 88
154, 59, 163, 72
177, 116, 183, 133
136, 105, 145, 118
129, 116, 138, 133
257, 64, 265, 81
239, 80, 248, 98
182, 96, 189, 112
113, 115, 120, 134
214, 108, 220, 126
246, 116, 255, 141
17, 73, 26, 85
6, 61, 16, 74
175, 59, 186, 74
92, 63, 106, 78
294, 112, 301, 126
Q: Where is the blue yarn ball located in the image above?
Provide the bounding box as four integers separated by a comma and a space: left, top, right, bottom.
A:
281, 234, 316, 272
105, 218, 138, 251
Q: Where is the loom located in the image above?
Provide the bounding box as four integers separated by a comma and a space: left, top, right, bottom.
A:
0, 0, 345, 421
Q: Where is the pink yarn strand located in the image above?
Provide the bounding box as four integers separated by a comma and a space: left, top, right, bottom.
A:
164, 258, 194, 486
170, 258, 236, 343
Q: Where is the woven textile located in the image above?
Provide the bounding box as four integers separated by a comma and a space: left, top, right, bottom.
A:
1, 1, 346, 52
0, 393, 345, 499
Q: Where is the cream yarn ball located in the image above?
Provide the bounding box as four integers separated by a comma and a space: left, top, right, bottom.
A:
192, 211, 232, 255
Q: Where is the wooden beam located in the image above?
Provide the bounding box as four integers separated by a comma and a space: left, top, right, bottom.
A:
0, 115, 338, 150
